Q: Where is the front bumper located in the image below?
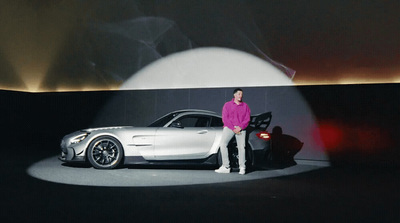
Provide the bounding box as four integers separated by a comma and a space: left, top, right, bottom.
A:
59, 139, 86, 162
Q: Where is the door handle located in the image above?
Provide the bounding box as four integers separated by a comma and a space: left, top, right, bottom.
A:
197, 130, 208, 134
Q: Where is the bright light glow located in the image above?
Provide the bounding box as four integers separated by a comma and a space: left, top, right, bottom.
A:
0, 1, 80, 92
121, 47, 294, 90
294, 67, 400, 86
118, 47, 328, 162
53, 85, 120, 93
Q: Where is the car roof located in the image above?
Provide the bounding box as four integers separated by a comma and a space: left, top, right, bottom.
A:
171, 109, 220, 116
148, 109, 221, 127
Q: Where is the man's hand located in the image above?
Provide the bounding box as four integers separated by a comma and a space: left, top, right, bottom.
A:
233, 126, 242, 134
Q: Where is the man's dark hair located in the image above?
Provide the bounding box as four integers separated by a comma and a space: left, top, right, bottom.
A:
233, 88, 243, 94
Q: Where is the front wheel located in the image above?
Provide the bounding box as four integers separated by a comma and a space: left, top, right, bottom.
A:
87, 136, 124, 169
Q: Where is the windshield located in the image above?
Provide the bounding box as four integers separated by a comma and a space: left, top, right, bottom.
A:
147, 113, 177, 127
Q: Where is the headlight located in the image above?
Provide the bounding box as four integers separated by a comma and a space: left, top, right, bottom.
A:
70, 133, 89, 144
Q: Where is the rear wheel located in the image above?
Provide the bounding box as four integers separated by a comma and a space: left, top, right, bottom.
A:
228, 144, 239, 168
245, 144, 254, 170
87, 136, 123, 169
217, 149, 223, 167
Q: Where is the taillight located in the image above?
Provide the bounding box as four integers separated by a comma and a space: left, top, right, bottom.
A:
256, 131, 271, 141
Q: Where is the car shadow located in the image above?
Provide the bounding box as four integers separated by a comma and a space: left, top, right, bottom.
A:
256, 126, 304, 171
61, 162, 92, 168
124, 164, 217, 170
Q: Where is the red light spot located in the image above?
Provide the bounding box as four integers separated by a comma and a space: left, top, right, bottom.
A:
314, 124, 343, 150
314, 122, 395, 154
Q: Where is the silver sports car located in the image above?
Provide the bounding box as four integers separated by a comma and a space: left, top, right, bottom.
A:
59, 109, 272, 169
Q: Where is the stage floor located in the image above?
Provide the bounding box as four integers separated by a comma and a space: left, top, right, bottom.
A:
27, 156, 329, 187
2, 148, 399, 222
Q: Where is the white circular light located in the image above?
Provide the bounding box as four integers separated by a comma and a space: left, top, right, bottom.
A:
121, 47, 293, 90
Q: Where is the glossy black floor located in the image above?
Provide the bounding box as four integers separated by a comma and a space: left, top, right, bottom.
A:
2, 144, 399, 223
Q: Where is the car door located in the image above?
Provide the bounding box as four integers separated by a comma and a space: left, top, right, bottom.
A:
153, 114, 218, 160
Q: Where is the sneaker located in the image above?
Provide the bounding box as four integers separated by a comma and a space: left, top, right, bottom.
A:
215, 166, 230, 173
239, 168, 246, 175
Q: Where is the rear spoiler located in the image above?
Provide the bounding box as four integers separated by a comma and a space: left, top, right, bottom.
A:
249, 112, 272, 130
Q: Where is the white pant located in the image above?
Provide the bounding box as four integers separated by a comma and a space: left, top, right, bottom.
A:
219, 127, 246, 169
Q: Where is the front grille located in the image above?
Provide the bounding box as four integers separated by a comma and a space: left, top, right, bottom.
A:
60, 140, 67, 150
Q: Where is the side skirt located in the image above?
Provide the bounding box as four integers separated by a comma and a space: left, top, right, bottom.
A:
123, 154, 219, 166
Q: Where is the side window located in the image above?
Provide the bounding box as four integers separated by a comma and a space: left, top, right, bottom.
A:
173, 115, 211, 128
211, 117, 223, 127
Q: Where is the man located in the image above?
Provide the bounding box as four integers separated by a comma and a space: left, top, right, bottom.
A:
215, 88, 251, 175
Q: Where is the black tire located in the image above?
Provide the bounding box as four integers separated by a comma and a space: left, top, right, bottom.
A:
245, 144, 254, 170
228, 144, 239, 169
217, 143, 254, 169
227, 143, 254, 169
217, 149, 223, 167
87, 136, 124, 169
